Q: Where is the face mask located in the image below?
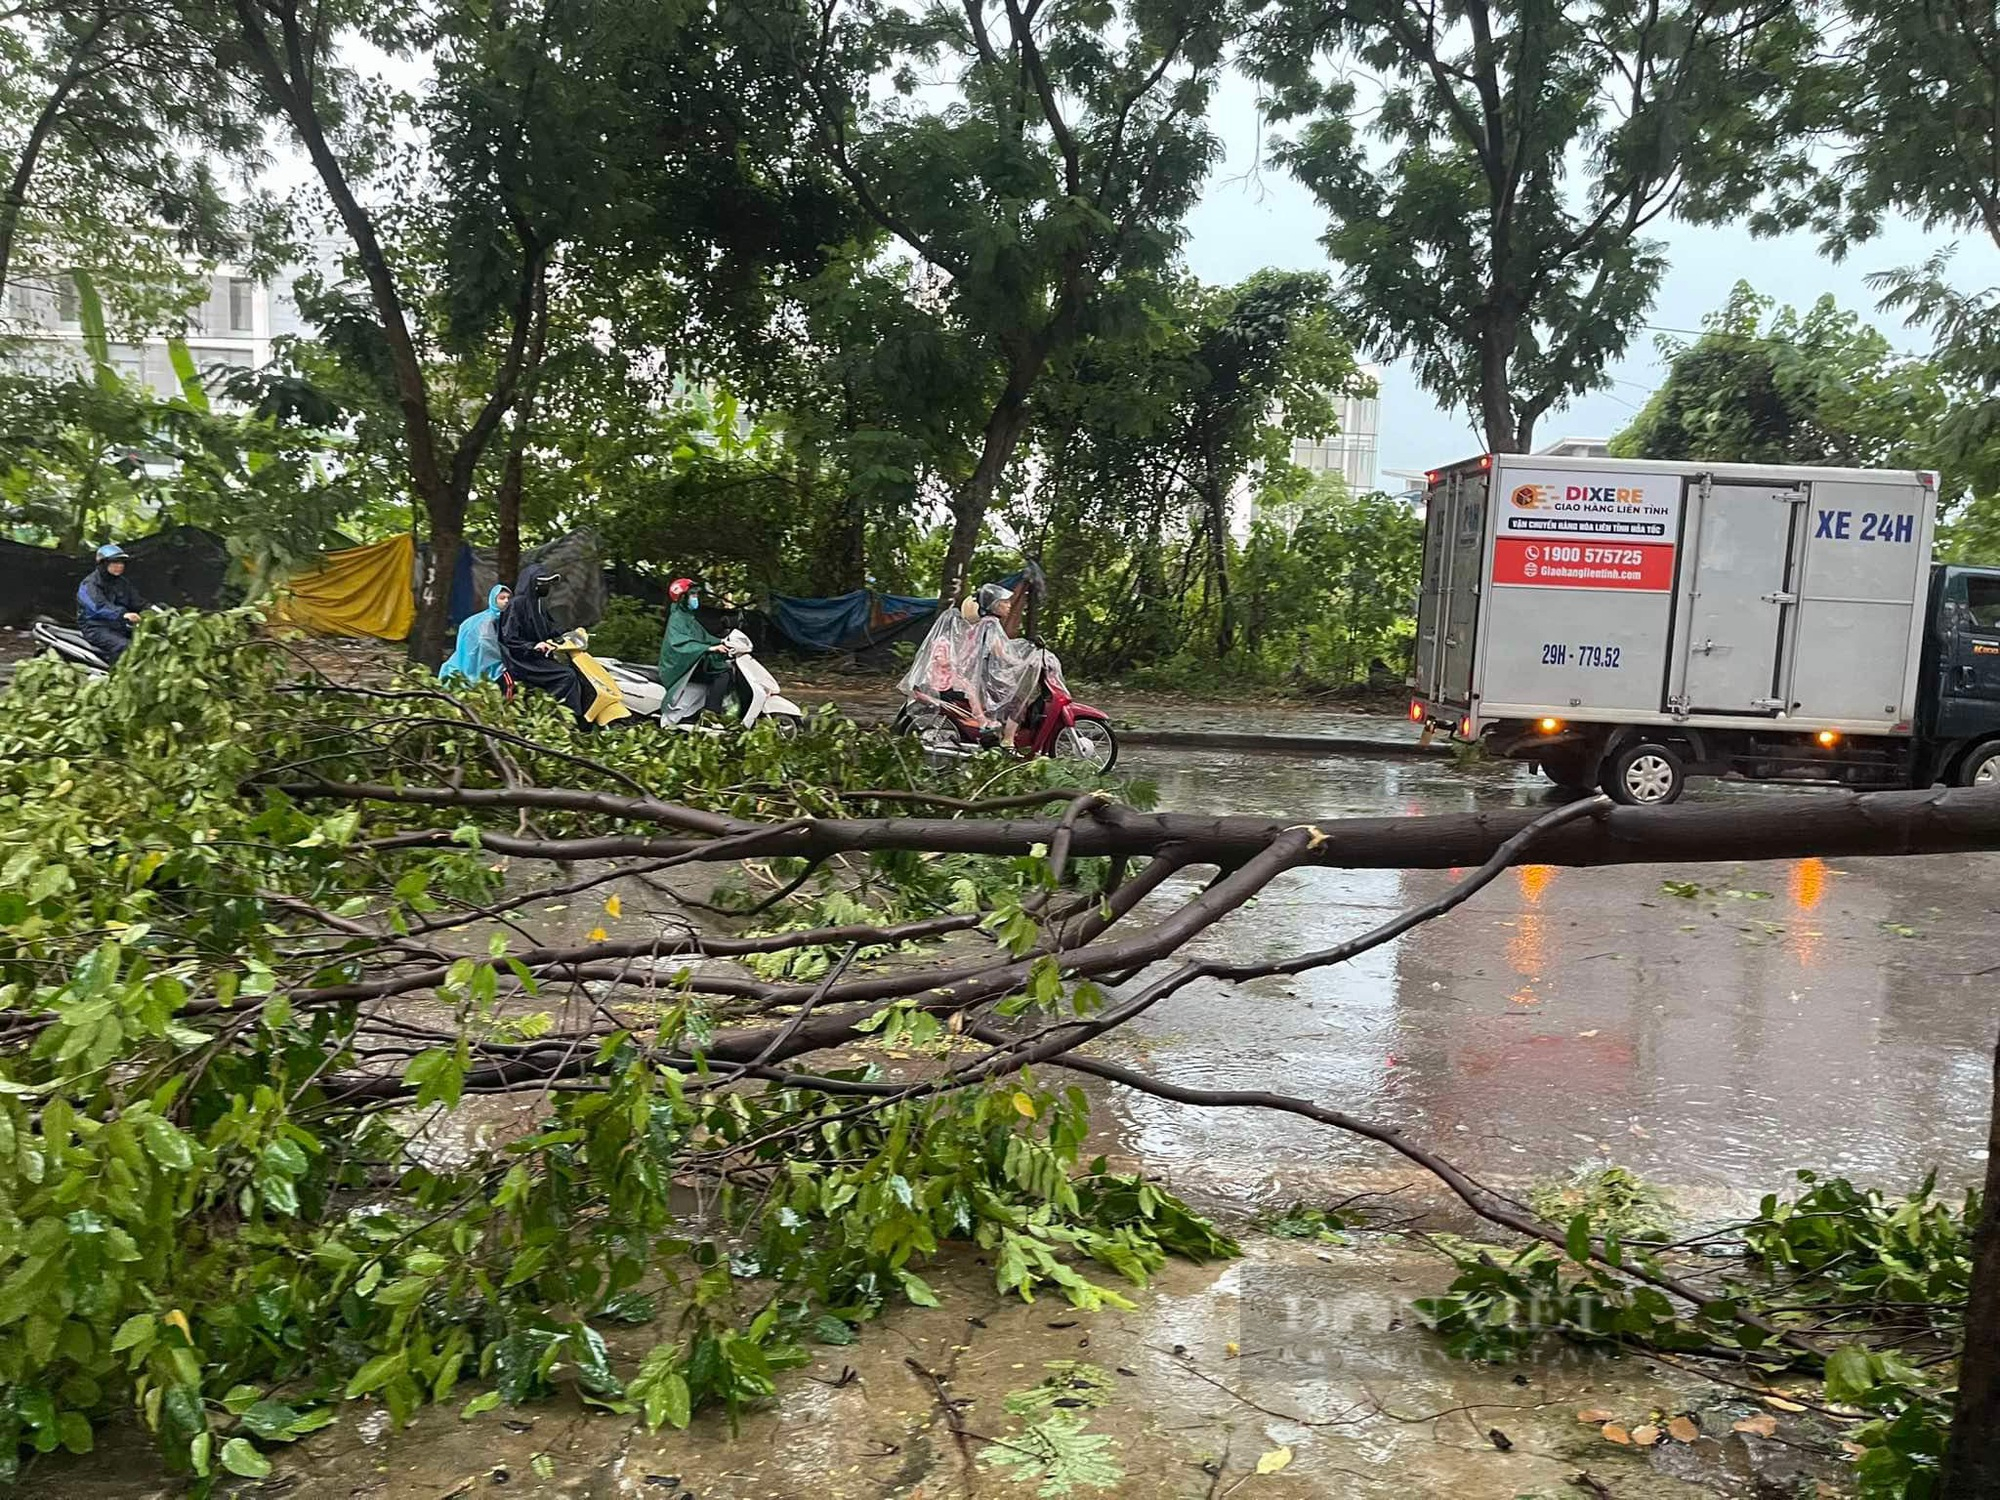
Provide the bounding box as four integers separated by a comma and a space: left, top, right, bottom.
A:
688, 597, 700, 610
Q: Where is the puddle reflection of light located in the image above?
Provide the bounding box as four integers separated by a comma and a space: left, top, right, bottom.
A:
1788, 857, 1828, 968
1790, 857, 1826, 912
1515, 863, 1556, 905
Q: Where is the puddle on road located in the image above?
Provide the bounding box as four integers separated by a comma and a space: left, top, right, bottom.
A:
1113, 749, 1999, 1217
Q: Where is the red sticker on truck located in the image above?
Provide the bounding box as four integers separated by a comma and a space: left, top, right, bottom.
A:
1492, 538, 1675, 591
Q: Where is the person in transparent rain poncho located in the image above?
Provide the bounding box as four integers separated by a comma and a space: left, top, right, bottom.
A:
898, 584, 1040, 744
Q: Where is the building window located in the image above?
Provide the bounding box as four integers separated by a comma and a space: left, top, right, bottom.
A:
228, 277, 254, 332
57, 273, 80, 324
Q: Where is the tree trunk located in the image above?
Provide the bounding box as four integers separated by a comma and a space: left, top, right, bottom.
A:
493, 278, 547, 589
1200, 447, 1235, 654
0, 12, 104, 302
1942, 1017, 2000, 1497
230, 0, 457, 660
1477, 311, 1526, 455
942, 380, 1035, 603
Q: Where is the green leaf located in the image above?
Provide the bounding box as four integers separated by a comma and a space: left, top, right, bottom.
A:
167, 338, 211, 411
1826, 1344, 1880, 1404
344, 1349, 407, 1399
644, 1372, 690, 1431
1566, 1213, 1592, 1264
220, 1437, 271, 1478
110, 1313, 156, 1352
459, 1391, 502, 1420
139, 1115, 194, 1171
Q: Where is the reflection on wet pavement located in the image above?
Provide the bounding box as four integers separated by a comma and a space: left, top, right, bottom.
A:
1107, 748, 2000, 1215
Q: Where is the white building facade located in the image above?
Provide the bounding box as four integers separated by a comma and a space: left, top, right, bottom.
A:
1285, 375, 1382, 493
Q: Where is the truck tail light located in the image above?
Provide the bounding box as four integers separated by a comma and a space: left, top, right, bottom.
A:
1458, 715, 1473, 738
1408, 700, 1426, 722
1478, 454, 1493, 469
1816, 729, 1840, 747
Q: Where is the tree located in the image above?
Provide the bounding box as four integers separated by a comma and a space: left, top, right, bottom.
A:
1250, 0, 1817, 453
1237, 477, 1422, 685
1783, 1, 2000, 571
1610, 281, 1953, 474
1180, 271, 1353, 652
1011, 272, 1361, 673
0, 0, 257, 324
800, 0, 1237, 601
1788, 7, 2000, 1487
187, 0, 855, 661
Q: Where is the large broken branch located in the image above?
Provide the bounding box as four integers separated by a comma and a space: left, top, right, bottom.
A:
280, 777, 2000, 870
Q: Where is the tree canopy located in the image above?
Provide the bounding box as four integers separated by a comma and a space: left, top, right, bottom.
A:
1250, 0, 1819, 453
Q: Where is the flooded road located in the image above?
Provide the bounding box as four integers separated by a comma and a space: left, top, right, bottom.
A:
1108, 747, 1999, 1217
26, 741, 1987, 1499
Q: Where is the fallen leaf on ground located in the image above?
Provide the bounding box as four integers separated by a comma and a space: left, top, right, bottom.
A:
1763, 1395, 1809, 1413
1841, 1441, 1868, 1458
1733, 1414, 1778, 1437
1576, 1408, 1617, 1424
1223, 1341, 1240, 1358
1255, 1446, 1293, 1475
587, 926, 608, 942
1577, 1029, 1600, 1038
604, 893, 622, 918
1629, 1425, 1661, 1446
1667, 1416, 1699, 1443
1600, 1423, 1632, 1445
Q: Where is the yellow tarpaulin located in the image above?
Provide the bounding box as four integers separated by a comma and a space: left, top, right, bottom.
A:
270, 534, 417, 641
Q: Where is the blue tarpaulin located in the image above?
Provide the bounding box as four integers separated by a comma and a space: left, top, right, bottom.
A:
771, 589, 939, 653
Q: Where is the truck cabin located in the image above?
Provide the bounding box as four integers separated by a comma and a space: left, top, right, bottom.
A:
1926, 564, 2000, 784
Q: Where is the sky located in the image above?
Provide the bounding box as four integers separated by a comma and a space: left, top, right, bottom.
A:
1180, 70, 2000, 484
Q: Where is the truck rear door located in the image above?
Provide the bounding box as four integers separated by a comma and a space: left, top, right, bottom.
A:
1676, 479, 1805, 713
1416, 466, 1487, 707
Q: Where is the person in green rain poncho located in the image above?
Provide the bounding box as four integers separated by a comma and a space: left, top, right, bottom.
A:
657, 577, 731, 719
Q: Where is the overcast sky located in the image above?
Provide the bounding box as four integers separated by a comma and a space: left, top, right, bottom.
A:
1181, 69, 2000, 483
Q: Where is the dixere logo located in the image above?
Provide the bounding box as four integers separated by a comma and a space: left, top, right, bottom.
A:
1515, 482, 1649, 507
1568, 484, 1648, 506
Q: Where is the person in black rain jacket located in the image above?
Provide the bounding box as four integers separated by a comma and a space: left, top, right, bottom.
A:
76, 542, 145, 664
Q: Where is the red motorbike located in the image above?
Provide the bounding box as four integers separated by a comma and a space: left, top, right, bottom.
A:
895, 640, 1118, 772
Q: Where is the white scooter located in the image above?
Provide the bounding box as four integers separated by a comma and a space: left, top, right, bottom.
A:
598, 628, 804, 733
32, 618, 115, 676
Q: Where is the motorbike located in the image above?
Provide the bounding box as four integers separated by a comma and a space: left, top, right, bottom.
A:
895, 638, 1117, 772
32, 618, 116, 676
598, 625, 804, 733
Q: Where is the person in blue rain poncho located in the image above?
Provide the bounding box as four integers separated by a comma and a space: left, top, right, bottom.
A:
438, 583, 511, 683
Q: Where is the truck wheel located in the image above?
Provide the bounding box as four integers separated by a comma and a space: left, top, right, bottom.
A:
1603, 741, 1686, 806
1959, 741, 2000, 787
1538, 751, 1596, 792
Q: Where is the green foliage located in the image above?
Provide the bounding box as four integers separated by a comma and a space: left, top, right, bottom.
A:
1527, 1165, 1678, 1244
0, 612, 1231, 1484
1253, 1203, 1352, 1243
1253, 0, 1819, 450
977, 1409, 1125, 1496
1416, 1171, 1973, 1497
1609, 282, 1960, 492
586, 596, 663, 664
1001, 1362, 1114, 1417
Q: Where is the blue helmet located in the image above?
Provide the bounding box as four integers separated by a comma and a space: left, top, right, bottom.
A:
95, 543, 129, 562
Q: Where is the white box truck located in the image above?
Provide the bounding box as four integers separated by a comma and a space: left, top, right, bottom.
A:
1411, 454, 2000, 803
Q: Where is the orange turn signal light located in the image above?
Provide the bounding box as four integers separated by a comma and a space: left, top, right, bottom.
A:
1817, 729, 1839, 747
1538, 717, 1563, 734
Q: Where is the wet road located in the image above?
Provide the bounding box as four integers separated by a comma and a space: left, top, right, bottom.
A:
1101, 747, 2000, 1217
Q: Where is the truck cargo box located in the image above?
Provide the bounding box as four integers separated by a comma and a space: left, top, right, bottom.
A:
1415, 456, 1938, 737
